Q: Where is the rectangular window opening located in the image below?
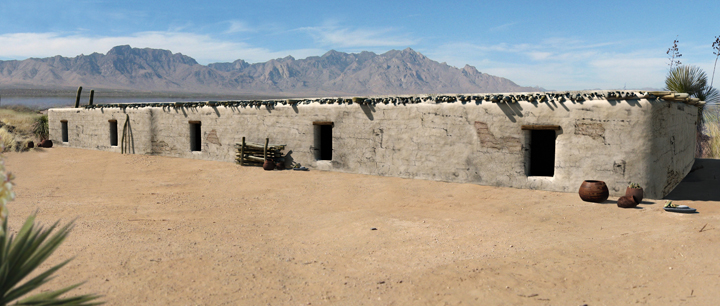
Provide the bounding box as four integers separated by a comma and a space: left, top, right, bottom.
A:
528, 129, 556, 177
189, 121, 202, 152
109, 120, 118, 146
60, 120, 68, 143
313, 122, 333, 160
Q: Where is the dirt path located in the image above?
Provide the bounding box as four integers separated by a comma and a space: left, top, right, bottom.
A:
5, 148, 720, 305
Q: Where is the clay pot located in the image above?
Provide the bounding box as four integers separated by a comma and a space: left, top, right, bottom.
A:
625, 187, 644, 203
578, 180, 609, 203
617, 195, 638, 208
275, 160, 285, 170
263, 159, 275, 171
38, 139, 53, 148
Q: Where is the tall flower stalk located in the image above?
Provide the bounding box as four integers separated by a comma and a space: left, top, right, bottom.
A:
712, 36, 719, 89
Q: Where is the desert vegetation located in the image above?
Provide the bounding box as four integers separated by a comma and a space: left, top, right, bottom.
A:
665, 37, 720, 158
0, 106, 46, 153
0, 140, 102, 305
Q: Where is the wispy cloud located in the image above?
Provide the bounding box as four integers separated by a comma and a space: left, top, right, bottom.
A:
298, 23, 417, 48
488, 22, 517, 32
0, 31, 324, 64
225, 20, 253, 34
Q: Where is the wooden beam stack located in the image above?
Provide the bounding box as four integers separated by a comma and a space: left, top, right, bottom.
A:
235, 137, 286, 167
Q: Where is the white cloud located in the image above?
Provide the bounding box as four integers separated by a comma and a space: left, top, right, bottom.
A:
0, 31, 324, 64
426, 39, 673, 90
225, 20, 253, 34
299, 24, 417, 48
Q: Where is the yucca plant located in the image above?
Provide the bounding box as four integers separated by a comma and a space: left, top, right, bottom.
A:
32, 115, 48, 141
0, 143, 102, 306
0, 217, 102, 306
665, 65, 707, 97
665, 65, 719, 157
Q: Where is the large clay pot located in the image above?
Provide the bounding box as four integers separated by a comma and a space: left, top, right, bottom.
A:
275, 160, 285, 170
579, 180, 609, 203
625, 187, 644, 203
263, 159, 275, 171
617, 195, 638, 208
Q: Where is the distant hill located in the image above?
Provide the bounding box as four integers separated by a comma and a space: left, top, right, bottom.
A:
0, 45, 542, 96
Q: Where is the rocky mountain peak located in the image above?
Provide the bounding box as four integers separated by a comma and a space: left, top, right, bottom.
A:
0, 45, 541, 95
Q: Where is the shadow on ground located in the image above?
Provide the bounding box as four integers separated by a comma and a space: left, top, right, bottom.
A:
664, 158, 720, 201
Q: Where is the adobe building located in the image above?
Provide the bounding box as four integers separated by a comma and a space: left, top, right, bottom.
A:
47, 90, 702, 199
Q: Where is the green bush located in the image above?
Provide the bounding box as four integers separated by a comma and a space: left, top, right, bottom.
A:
32, 115, 48, 141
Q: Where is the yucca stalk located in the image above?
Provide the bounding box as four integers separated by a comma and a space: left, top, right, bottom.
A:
0, 216, 103, 306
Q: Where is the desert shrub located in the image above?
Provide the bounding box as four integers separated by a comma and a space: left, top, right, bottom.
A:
0, 140, 103, 305
704, 106, 720, 158
0, 129, 14, 152
32, 115, 48, 141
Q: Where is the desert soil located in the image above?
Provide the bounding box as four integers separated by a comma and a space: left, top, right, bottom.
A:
4, 148, 720, 305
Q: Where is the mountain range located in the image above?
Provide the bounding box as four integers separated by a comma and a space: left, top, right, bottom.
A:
0, 45, 541, 96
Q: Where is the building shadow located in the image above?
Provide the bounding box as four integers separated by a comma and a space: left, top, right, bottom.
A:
664, 158, 720, 201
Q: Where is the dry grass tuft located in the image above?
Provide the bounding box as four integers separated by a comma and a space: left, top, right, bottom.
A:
0, 107, 41, 152
703, 105, 720, 158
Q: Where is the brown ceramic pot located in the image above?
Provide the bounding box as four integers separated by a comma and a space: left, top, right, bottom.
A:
625, 187, 644, 203
275, 160, 285, 170
617, 195, 638, 208
263, 159, 275, 171
38, 139, 53, 148
578, 180, 609, 203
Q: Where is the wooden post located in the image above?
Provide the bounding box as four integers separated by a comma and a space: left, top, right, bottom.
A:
88, 89, 95, 106
264, 138, 269, 161
240, 137, 246, 166
74, 86, 82, 108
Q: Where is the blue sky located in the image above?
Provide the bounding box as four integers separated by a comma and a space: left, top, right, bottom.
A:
1, 0, 719, 90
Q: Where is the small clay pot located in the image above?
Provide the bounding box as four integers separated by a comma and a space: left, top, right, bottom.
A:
275, 160, 285, 170
263, 159, 275, 171
38, 139, 53, 148
578, 180, 609, 203
625, 187, 644, 203
617, 195, 638, 208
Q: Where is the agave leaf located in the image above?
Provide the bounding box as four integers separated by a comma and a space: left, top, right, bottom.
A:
0, 216, 101, 305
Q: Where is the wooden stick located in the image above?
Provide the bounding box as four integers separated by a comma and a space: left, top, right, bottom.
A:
264, 138, 269, 161
240, 137, 245, 166
700, 223, 708, 232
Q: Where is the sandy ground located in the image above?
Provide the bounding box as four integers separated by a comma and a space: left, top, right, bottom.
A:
4, 148, 720, 305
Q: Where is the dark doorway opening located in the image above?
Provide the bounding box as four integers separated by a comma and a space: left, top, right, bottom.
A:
189, 121, 202, 152
313, 122, 333, 160
61, 120, 68, 143
109, 120, 118, 146
529, 130, 556, 176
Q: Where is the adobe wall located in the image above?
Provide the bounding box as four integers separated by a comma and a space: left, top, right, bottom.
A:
48, 92, 698, 199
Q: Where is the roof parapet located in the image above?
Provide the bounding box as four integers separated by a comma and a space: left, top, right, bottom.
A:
74, 90, 705, 110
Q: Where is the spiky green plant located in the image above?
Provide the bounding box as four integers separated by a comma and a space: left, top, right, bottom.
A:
0, 142, 103, 306
665, 65, 719, 156
32, 115, 48, 141
0, 217, 103, 306
628, 182, 642, 189
665, 65, 707, 97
